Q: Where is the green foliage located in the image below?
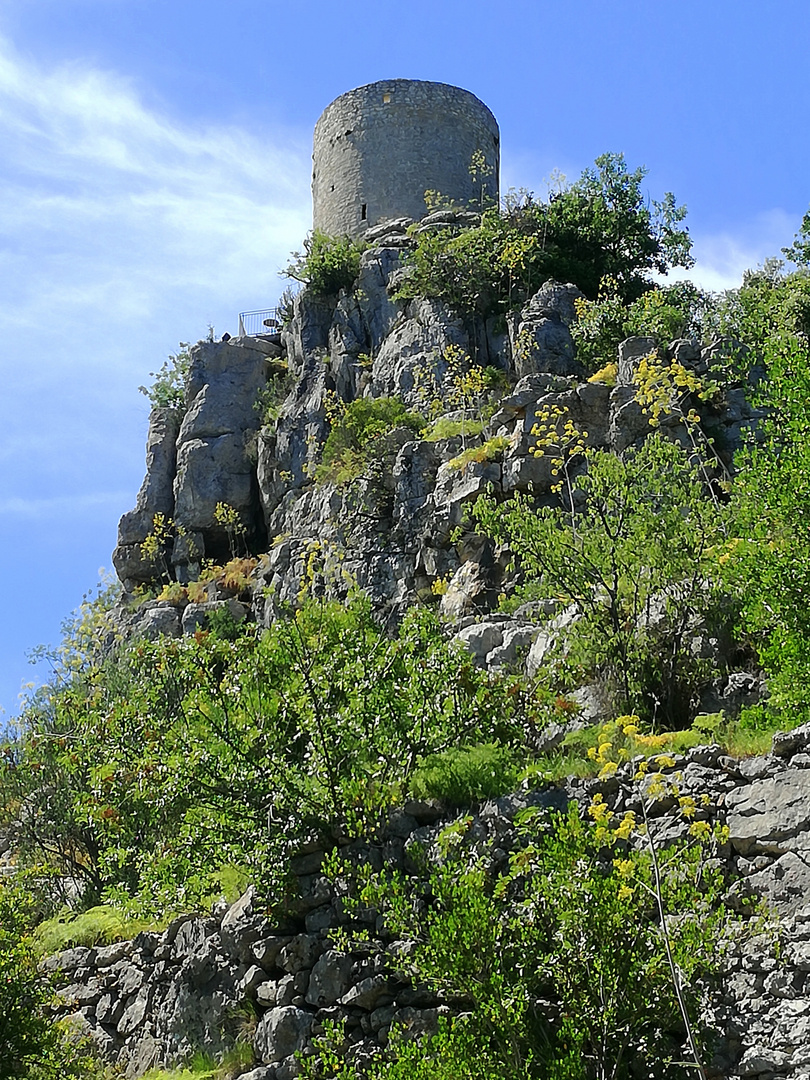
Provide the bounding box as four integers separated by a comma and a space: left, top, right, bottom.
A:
362, 806, 725, 1080
447, 435, 510, 472
255, 367, 295, 426
3, 599, 535, 917
474, 436, 729, 727
399, 154, 693, 316
283, 231, 364, 296
782, 208, 810, 267
572, 279, 715, 369
0, 880, 100, 1078
721, 328, 810, 724
141, 1044, 255, 1080
714, 261, 810, 354
318, 396, 425, 485
138, 343, 192, 413
409, 743, 520, 805
33, 905, 153, 955
542, 155, 693, 301
423, 417, 485, 442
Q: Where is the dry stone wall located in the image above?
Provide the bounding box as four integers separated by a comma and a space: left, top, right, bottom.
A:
48, 723, 810, 1079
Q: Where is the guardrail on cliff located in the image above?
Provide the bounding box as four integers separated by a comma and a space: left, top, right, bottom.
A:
238, 309, 280, 337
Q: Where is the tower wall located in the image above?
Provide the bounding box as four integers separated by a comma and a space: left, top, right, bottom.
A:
312, 79, 500, 238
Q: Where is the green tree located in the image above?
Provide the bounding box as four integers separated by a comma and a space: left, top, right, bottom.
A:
519, 154, 693, 303
2, 599, 536, 916
398, 154, 693, 317
722, 330, 810, 722
473, 436, 728, 727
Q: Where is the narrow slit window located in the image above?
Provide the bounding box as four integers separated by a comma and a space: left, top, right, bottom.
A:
361, 203, 367, 220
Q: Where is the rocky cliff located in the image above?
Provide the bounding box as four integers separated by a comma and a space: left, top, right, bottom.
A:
83, 211, 810, 1080
111, 212, 757, 662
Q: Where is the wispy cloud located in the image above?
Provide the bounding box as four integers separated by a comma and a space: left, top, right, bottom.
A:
0, 33, 312, 339
679, 210, 797, 293
0, 31, 312, 527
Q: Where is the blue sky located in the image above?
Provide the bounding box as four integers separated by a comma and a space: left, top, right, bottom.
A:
1, 0, 809, 722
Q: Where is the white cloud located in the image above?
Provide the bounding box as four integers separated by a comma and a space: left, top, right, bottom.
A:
0, 31, 313, 529
662, 210, 797, 294
0, 33, 312, 341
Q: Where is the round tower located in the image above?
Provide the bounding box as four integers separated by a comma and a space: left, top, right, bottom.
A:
312, 79, 500, 238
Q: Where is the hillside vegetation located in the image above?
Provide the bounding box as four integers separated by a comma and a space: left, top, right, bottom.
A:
4, 157, 810, 1078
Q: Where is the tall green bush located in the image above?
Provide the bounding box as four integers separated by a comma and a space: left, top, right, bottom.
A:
474, 436, 728, 727
0, 881, 99, 1078
2, 599, 535, 917
354, 806, 726, 1080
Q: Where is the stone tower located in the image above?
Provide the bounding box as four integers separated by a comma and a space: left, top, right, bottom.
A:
312, 79, 500, 238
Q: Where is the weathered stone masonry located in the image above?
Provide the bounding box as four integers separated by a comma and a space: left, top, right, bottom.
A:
312, 79, 500, 238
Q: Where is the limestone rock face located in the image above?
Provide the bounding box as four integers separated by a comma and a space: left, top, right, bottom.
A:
112, 408, 180, 588
172, 339, 268, 570
508, 282, 586, 380
726, 770, 810, 857
114, 257, 761, 661
253, 1005, 313, 1064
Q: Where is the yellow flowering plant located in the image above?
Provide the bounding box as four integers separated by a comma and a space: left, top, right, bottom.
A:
584, 714, 732, 1078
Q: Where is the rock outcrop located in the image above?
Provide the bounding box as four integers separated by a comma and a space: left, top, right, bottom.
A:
113, 229, 760, 638
95, 231, 794, 1079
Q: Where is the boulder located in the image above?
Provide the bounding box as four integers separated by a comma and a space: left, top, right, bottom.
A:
220, 887, 270, 962
113, 407, 181, 587
172, 339, 268, 565
254, 1006, 313, 1065
305, 950, 355, 1007
726, 770, 810, 856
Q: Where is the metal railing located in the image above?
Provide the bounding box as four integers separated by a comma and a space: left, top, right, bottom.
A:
238, 308, 281, 337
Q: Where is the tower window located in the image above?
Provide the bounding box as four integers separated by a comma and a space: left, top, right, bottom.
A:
383, 93, 391, 103
361, 204, 367, 220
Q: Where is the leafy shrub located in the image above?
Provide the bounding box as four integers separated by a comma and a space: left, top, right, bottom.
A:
398, 153, 694, 316
721, 328, 810, 724
2, 598, 536, 917
423, 417, 484, 442
139, 343, 192, 413
572, 280, 714, 369
474, 435, 729, 727
255, 367, 295, 426
357, 805, 727, 1080
283, 230, 364, 296
318, 396, 426, 484
0, 881, 100, 1078
447, 435, 510, 471
409, 743, 520, 805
